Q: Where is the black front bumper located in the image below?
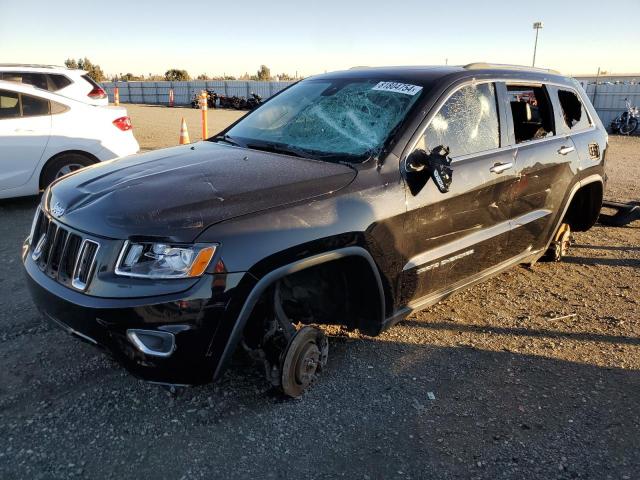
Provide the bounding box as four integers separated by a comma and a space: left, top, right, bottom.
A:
24, 253, 252, 386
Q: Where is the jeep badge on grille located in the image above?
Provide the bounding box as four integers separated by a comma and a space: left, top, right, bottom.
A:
51, 202, 65, 218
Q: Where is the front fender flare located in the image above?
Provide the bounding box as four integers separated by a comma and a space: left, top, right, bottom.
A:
212, 246, 385, 380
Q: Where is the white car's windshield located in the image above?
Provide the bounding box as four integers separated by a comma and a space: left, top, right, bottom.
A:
219, 78, 424, 162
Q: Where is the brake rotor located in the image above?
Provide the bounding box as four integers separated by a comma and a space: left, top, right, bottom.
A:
554, 223, 572, 260
544, 223, 571, 262
280, 326, 328, 398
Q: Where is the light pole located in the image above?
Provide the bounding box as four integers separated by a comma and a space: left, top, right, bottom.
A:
532, 21, 544, 67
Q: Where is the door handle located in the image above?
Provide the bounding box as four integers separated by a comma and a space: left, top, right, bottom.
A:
489, 162, 513, 174
557, 145, 575, 155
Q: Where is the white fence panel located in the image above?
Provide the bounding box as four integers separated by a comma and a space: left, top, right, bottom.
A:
104, 80, 297, 106
583, 83, 640, 128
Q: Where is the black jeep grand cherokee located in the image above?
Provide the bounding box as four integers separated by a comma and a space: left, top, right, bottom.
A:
23, 64, 606, 397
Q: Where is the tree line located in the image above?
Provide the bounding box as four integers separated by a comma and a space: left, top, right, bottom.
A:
65, 58, 299, 82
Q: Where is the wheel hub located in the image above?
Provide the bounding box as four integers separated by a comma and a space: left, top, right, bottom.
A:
280, 326, 328, 398
55, 163, 84, 179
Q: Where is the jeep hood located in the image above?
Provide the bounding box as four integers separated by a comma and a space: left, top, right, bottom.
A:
46, 142, 357, 242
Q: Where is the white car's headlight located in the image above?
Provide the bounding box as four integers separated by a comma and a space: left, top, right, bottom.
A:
115, 241, 217, 279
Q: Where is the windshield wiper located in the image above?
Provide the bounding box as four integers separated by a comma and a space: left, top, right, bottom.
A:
211, 134, 242, 147
245, 142, 312, 159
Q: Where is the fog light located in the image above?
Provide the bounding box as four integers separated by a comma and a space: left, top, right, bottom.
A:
127, 329, 175, 357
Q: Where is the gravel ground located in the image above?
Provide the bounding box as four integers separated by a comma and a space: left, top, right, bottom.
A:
0, 107, 638, 479
126, 104, 245, 151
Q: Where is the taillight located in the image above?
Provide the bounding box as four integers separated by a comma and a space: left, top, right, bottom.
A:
88, 87, 107, 99
113, 116, 133, 131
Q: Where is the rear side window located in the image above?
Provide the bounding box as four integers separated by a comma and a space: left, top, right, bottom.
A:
507, 85, 555, 143
51, 100, 69, 115
47, 74, 73, 91
557, 89, 591, 131
2, 72, 49, 90
418, 83, 500, 158
21, 94, 50, 117
0, 90, 20, 119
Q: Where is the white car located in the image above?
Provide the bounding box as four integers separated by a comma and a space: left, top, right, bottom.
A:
0, 80, 139, 199
0, 64, 108, 106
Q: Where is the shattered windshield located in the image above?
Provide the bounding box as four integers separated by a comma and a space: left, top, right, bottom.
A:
220, 79, 424, 162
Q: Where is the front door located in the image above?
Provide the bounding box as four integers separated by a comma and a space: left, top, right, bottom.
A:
401, 81, 518, 304
0, 90, 51, 191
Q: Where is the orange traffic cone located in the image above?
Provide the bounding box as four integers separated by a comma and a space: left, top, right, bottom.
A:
179, 117, 190, 145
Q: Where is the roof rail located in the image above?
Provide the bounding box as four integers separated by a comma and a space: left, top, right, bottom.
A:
0, 63, 68, 69
463, 62, 561, 75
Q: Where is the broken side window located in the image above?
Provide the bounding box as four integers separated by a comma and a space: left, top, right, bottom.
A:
507, 84, 555, 143
417, 83, 500, 158
557, 89, 591, 131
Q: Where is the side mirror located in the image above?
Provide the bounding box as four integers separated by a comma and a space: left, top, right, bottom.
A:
405, 149, 430, 172
405, 145, 453, 193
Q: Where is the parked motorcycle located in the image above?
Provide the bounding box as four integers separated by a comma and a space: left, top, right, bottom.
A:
190, 92, 200, 109
191, 90, 218, 109
246, 92, 262, 110
610, 98, 639, 135
218, 95, 241, 109
216, 93, 261, 110
206, 90, 218, 109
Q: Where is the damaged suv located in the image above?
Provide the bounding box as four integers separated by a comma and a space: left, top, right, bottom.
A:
23, 64, 606, 397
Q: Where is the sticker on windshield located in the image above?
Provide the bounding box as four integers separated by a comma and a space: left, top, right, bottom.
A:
372, 81, 423, 96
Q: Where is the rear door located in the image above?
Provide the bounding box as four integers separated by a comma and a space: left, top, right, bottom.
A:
401, 81, 519, 304
501, 82, 580, 254
553, 86, 601, 171
0, 90, 51, 191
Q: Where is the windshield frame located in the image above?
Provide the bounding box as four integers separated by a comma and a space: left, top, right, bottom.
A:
209, 77, 428, 164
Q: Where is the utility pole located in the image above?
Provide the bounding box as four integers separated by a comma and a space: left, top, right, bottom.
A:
532, 21, 544, 67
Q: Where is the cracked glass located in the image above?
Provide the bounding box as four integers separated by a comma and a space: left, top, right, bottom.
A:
418, 83, 500, 158
225, 79, 424, 161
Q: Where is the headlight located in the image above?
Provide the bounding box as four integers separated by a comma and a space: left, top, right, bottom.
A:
115, 241, 217, 279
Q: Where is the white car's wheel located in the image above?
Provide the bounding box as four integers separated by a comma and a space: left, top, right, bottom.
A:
41, 153, 95, 190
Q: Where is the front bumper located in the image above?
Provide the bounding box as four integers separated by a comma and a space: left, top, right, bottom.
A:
23, 251, 252, 385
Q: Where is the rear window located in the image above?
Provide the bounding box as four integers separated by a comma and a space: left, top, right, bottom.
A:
2, 72, 49, 90
557, 89, 591, 131
0, 90, 20, 119
21, 94, 50, 117
81, 74, 103, 89
507, 85, 555, 143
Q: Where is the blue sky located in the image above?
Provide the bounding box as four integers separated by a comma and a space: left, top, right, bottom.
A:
2, 0, 638, 77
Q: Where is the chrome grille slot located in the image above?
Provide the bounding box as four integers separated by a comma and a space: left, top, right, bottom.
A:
72, 240, 100, 291
28, 208, 100, 291
31, 208, 47, 247
47, 228, 68, 275
40, 221, 58, 268
60, 234, 82, 282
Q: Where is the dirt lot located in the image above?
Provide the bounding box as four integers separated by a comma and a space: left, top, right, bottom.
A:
0, 106, 638, 479
126, 104, 245, 151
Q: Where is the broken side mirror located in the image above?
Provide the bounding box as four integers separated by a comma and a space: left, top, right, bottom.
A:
405, 145, 453, 194
405, 148, 430, 173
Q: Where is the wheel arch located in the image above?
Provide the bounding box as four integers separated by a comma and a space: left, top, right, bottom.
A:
541, 174, 604, 256
562, 176, 604, 232
212, 246, 386, 380
39, 150, 100, 190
